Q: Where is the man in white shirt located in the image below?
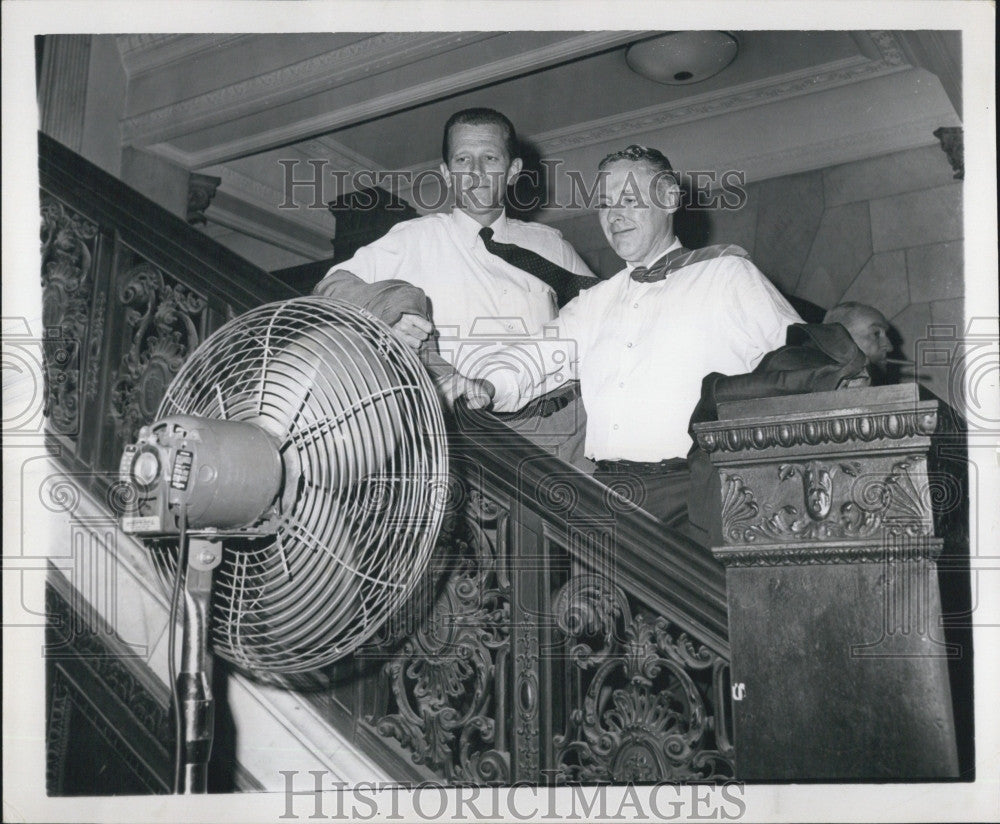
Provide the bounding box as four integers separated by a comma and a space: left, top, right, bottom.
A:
313, 107, 594, 352
464, 145, 802, 523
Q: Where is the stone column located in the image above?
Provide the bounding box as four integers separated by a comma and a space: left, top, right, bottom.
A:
37, 35, 92, 152
693, 383, 959, 780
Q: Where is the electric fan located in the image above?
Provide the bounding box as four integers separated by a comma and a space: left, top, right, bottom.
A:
117, 296, 448, 793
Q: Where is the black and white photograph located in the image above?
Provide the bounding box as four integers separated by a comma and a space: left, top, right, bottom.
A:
3, 2, 998, 822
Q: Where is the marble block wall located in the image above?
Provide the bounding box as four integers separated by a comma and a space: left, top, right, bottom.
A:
555, 142, 964, 402
711, 142, 963, 401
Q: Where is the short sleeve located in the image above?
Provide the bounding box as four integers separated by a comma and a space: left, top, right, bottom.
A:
336, 224, 411, 284
726, 259, 803, 370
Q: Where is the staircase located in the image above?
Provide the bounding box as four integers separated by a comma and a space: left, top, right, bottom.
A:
35, 133, 967, 793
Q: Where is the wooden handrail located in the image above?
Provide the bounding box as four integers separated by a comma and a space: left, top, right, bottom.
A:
452, 410, 729, 656
39, 132, 298, 312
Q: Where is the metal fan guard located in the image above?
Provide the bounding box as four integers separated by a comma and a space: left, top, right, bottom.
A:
146, 297, 448, 675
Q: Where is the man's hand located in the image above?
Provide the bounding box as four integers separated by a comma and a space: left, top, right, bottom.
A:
391, 313, 434, 351
434, 373, 495, 410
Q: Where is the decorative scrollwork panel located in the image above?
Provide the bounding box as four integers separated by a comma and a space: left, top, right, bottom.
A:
109, 255, 207, 448
369, 487, 512, 783
721, 455, 935, 545
552, 573, 734, 782
40, 196, 100, 438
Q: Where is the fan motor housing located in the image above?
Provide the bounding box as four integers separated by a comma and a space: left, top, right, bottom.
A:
121, 415, 282, 534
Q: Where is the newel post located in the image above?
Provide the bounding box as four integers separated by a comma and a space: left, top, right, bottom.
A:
693, 384, 959, 780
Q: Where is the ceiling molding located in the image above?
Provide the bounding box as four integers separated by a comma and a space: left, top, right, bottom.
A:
123, 32, 490, 145
391, 32, 913, 179
714, 110, 957, 185
189, 137, 382, 238
206, 201, 333, 261
115, 34, 185, 57
534, 50, 910, 157
867, 30, 909, 66
893, 31, 962, 119
212, 165, 335, 234
297, 136, 382, 177
116, 34, 254, 78
534, 55, 868, 154
535, 110, 949, 231
140, 30, 648, 167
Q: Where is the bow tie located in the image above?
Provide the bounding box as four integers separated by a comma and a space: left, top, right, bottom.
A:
628, 246, 690, 283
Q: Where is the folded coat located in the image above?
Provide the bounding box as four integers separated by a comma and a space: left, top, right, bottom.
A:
686, 322, 869, 545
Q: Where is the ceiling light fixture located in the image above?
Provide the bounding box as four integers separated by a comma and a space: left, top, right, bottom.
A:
626, 31, 738, 86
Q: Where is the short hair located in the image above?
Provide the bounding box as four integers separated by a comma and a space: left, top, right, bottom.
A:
442, 108, 518, 163
598, 144, 678, 185
824, 302, 883, 326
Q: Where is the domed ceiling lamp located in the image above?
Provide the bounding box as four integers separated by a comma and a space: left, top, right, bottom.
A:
626, 31, 738, 85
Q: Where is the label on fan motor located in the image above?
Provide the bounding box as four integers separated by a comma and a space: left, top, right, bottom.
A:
119, 444, 137, 480
121, 515, 163, 534
170, 450, 194, 490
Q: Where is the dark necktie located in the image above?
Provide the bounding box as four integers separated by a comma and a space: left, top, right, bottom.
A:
479, 226, 594, 308
629, 243, 750, 282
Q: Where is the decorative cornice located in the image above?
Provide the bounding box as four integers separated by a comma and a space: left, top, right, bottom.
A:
136, 31, 646, 167
537, 55, 883, 156
933, 126, 964, 179
711, 110, 957, 187
217, 165, 283, 207
535, 112, 957, 229
212, 164, 335, 234
535, 32, 910, 158
186, 172, 221, 225
115, 33, 184, 56
399, 31, 914, 190
206, 204, 333, 260
868, 30, 909, 66
123, 32, 495, 145
695, 406, 938, 455
301, 135, 382, 176
116, 34, 253, 77
712, 538, 943, 568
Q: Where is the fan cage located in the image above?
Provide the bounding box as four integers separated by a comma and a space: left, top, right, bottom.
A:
146, 297, 449, 676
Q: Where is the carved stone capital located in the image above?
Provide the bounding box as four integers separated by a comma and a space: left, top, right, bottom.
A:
187, 172, 222, 225
933, 126, 964, 179
715, 454, 941, 546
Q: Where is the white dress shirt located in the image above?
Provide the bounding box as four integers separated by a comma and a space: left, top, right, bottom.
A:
486, 239, 802, 461
319, 209, 594, 339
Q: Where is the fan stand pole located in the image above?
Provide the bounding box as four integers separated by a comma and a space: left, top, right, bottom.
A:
177, 536, 222, 794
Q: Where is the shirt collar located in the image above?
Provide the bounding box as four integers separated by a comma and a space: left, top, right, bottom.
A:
451, 208, 507, 248
625, 237, 683, 275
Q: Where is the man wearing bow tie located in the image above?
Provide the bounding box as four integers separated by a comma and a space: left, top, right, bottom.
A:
474, 145, 801, 523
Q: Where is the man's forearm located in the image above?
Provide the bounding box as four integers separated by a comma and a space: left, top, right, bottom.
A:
465, 338, 578, 412
312, 269, 429, 327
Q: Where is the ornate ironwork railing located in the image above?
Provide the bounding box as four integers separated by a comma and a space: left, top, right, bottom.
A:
38, 132, 298, 496
356, 418, 735, 784
39, 133, 736, 787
